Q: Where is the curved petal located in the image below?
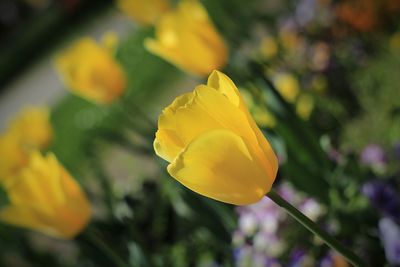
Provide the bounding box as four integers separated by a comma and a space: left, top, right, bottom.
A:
117, 0, 170, 25
156, 84, 260, 161
191, 85, 255, 140
154, 129, 185, 162
179, 29, 226, 76
0, 152, 91, 239
57, 167, 91, 239
145, 0, 227, 76
207, 70, 278, 179
155, 93, 193, 162
246, 116, 279, 180
8, 152, 65, 209
0, 206, 60, 238
167, 129, 273, 205
207, 70, 242, 107
191, 85, 278, 177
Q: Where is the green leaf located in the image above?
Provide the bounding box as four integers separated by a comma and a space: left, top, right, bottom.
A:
128, 242, 149, 267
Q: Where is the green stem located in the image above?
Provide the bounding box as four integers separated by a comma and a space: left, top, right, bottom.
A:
267, 190, 366, 267
86, 149, 114, 217
82, 230, 131, 267
120, 98, 157, 131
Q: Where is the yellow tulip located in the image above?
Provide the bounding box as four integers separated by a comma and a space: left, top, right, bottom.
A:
0, 133, 28, 184
117, 0, 170, 25
154, 71, 278, 205
260, 36, 278, 60
0, 106, 52, 184
145, 0, 228, 76
55, 37, 127, 104
8, 106, 53, 150
0, 152, 91, 239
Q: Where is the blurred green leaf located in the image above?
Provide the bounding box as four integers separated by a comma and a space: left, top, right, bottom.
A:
128, 242, 149, 267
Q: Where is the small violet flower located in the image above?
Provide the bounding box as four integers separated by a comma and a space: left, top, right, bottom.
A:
362, 181, 400, 221
360, 144, 386, 167
379, 217, 400, 265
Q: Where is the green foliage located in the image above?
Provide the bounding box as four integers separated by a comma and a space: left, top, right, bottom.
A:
341, 50, 400, 150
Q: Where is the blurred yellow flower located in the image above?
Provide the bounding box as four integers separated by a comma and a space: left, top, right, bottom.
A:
9, 106, 53, 150
55, 36, 127, 104
240, 89, 276, 128
145, 0, 228, 76
296, 94, 314, 120
154, 71, 278, 205
311, 75, 328, 94
260, 36, 278, 60
252, 106, 276, 128
101, 31, 119, 53
117, 0, 170, 25
273, 72, 300, 103
0, 133, 28, 184
389, 31, 400, 53
0, 152, 91, 239
279, 29, 304, 53
0, 106, 52, 184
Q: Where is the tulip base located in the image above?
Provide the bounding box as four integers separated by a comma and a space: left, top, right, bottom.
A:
267, 190, 366, 267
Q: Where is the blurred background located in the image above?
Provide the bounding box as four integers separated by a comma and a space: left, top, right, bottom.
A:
0, 0, 400, 266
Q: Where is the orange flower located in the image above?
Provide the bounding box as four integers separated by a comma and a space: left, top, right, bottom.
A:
336, 0, 379, 32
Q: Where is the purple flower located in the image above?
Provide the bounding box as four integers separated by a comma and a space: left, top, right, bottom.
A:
265, 258, 282, 267
319, 255, 334, 267
360, 144, 386, 166
233, 183, 323, 267
233, 245, 253, 264
296, 0, 316, 26
379, 217, 400, 265
362, 181, 400, 221
288, 249, 310, 267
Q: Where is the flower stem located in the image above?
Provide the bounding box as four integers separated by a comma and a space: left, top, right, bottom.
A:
81, 230, 131, 267
267, 190, 366, 267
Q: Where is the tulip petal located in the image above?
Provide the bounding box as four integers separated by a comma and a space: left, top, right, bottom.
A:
155, 85, 259, 163
56, 38, 126, 104
155, 93, 193, 162
191, 85, 255, 140
178, 24, 227, 76
0, 152, 91, 239
117, 0, 170, 25
207, 70, 241, 107
0, 206, 59, 237
246, 114, 279, 181
8, 153, 65, 209
192, 85, 278, 178
167, 129, 272, 205
207, 70, 278, 179
145, 0, 227, 76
